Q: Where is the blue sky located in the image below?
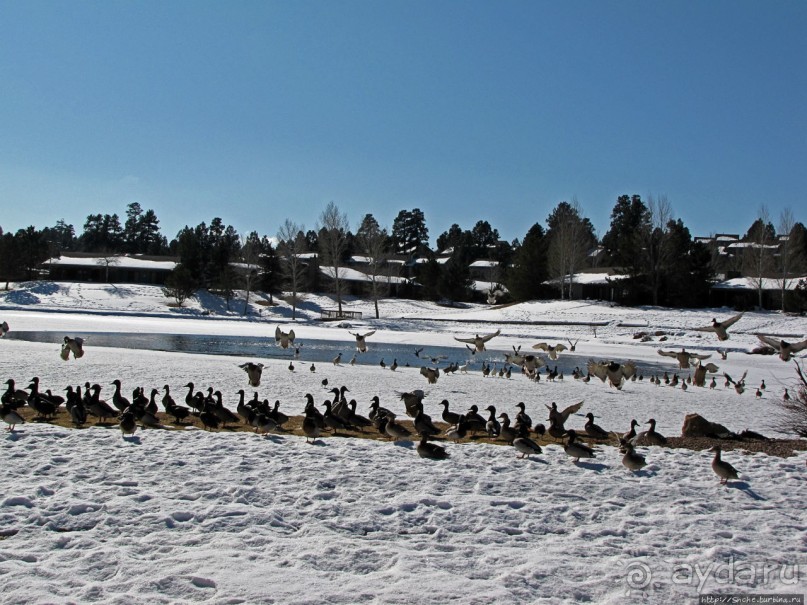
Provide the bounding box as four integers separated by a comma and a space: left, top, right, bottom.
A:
1, 0, 805, 245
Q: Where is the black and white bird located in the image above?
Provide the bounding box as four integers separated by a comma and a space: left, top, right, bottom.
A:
61, 336, 85, 360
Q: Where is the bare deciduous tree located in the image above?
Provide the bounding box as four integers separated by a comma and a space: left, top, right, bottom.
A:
546, 199, 594, 299
645, 194, 674, 306
776, 207, 805, 312
317, 202, 350, 316
743, 205, 776, 309
277, 219, 308, 321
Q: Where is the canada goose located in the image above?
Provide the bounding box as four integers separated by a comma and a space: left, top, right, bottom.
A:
504, 347, 545, 374
110, 379, 131, 412
513, 427, 543, 459
383, 411, 412, 442
118, 409, 137, 436
620, 441, 647, 472
0, 321, 8, 337
635, 419, 667, 446
622, 419, 639, 442
87, 384, 117, 424
566, 338, 579, 351
163, 393, 190, 425
563, 430, 596, 462
301, 404, 320, 443
288, 361, 295, 372
252, 413, 279, 435
723, 370, 747, 395
390, 359, 398, 372
322, 401, 354, 434
497, 413, 518, 443
274, 326, 295, 349
754, 334, 807, 362
368, 395, 392, 421
333, 352, 342, 366
515, 401, 533, 429
345, 399, 372, 432
587, 360, 637, 389
453, 329, 501, 353
693, 312, 744, 341
692, 360, 720, 387
755, 387, 762, 398
397, 390, 427, 418
310, 363, 316, 373
419, 366, 439, 384
464, 405, 487, 434
444, 416, 468, 442
62, 336, 85, 359
717, 348, 728, 360
349, 330, 376, 353
350, 354, 357, 366
417, 436, 449, 460
199, 406, 220, 431
759, 380, 766, 390
546, 400, 583, 427
413, 405, 440, 437
2, 379, 28, 408
584, 413, 610, 440
657, 348, 711, 370
709, 445, 740, 484
438, 399, 461, 425
783, 388, 790, 401
239, 362, 264, 387
485, 406, 501, 438
532, 342, 568, 360
709, 377, 717, 389
379, 358, 386, 369
1, 403, 25, 431
211, 391, 240, 428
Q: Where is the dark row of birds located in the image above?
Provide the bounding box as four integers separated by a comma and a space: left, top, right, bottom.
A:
2, 373, 745, 483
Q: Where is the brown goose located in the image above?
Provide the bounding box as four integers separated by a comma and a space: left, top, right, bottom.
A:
532, 342, 568, 360
416, 436, 449, 460
275, 326, 296, 349
239, 362, 264, 387
709, 445, 740, 484
453, 329, 501, 353
349, 330, 376, 353
657, 348, 711, 370
754, 334, 807, 362
693, 312, 744, 341
587, 360, 637, 389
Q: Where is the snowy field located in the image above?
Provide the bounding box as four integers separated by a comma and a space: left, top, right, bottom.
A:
1, 282, 806, 603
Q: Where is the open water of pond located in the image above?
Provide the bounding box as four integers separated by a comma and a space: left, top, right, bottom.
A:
6, 330, 672, 378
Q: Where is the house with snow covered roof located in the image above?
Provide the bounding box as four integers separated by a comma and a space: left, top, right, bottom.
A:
42, 253, 178, 284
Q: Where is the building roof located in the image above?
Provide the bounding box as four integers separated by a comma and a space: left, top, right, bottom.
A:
45, 254, 178, 271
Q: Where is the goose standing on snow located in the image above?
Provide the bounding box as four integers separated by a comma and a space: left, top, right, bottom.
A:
0, 321, 9, 337
416, 436, 449, 460
620, 441, 647, 472
453, 329, 501, 353
1, 403, 25, 431
349, 330, 376, 353
709, 445, 740, 484
563, 430, 596, 463
692, 312, 744, 341
583, 412, 610, 440
634, 418, 667, 446
754, 334, 807, 362
512, 424, 543, 459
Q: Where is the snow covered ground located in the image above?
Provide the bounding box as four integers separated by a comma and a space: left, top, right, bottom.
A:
1, 282, 805, 603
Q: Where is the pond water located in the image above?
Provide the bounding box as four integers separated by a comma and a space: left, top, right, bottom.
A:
6, 330, 672, 377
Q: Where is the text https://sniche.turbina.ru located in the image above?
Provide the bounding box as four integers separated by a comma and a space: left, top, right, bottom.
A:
617, 556, 804, 601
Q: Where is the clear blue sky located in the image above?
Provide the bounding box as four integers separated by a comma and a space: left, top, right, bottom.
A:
1, 0, 805, 245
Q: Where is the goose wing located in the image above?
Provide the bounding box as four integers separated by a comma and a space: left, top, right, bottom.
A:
719, 312, 744, 329
755, 334, 782, 351
478, 329, 501, 343
657, 349, 678, 358
559, 401, 584, 423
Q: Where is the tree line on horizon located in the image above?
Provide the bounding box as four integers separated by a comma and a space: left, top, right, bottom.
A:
1, 197, 806, 315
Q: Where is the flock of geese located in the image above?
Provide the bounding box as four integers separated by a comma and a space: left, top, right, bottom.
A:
2, 367, 744, 485
3, 310, 801, 486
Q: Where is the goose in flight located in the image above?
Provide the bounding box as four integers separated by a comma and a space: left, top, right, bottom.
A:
657, 348, 711, 370
532, 342, 567, 360
239, 362, 264, 387
587, 360, 637, 389
692, 312, 744, 341
61, 336, 85, 360
275, 326, 295, 349
349, 330, 376, 353
454, 329, 501, 353
754, 334, 807, 362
